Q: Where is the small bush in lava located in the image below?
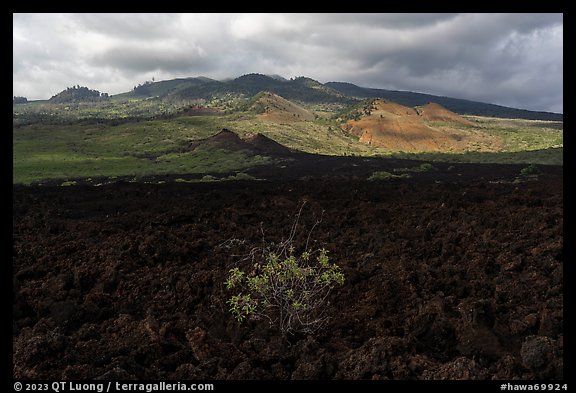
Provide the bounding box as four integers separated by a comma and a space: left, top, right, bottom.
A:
226, 247, 344, 335
224, 205, 345, 335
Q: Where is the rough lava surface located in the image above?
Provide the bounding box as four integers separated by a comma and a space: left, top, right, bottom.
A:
13, 157, 563, 380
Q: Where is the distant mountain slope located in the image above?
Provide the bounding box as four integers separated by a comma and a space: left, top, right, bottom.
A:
50, 86, 109, 103
115, 77, 216, 99
326, 82, 563, 121
251, 91, 316, 122
122, 73, 351, 104
109, 73, 562, 121
225, 74, 350, 103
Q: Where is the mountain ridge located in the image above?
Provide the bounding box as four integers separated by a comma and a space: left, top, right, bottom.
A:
167, 74, 562, 120
27, 73, 562, 121
325, 81, 562, 121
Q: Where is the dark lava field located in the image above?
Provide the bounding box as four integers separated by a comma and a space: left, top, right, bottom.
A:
13, 157, 563, 380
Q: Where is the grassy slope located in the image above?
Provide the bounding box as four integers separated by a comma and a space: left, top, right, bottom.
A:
12, 115, 273, 184
389, 116, 563, 165
13, 99, 563, 184
464, 116, 564, 151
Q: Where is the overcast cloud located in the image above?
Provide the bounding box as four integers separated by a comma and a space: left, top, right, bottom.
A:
13, 13, 563, 113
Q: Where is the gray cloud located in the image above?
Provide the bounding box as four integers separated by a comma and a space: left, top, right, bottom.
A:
13, 13, 562, 113
71, 13, 181, 40
93, 42, 211, 74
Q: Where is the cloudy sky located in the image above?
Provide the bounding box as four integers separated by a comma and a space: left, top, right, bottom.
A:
13, 13, 563, 113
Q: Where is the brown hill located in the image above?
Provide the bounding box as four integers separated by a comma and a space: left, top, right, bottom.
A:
188, 129, 252, 151
243, 132, 293, 156
254, 92, 315, 122
416, 102, 475, 126
188, 128, 292, 156
342, 99, 499, 152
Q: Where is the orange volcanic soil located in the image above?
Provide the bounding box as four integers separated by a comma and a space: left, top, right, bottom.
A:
416, 102, 475, 126
342, 99, 497, 152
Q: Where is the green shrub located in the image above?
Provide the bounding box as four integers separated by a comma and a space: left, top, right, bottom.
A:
226, 247, 344, 335
226, 172, 255, 181
393, 163, 436, 174
418, 162, 436, 172
200, 175, 218, 182
520, 164, 540, 176
224, 204, 345, 335
368, 171, 410, 181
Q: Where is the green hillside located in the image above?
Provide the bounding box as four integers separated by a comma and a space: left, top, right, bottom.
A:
170, 74, 351, 105
49, 86, 109, 103
21, 74, 562, 121
107, 73, 563, 120
115, 77, 217, 99
13, 74, 563, 184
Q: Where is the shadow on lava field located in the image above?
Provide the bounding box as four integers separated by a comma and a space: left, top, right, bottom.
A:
13, 163, 563, 380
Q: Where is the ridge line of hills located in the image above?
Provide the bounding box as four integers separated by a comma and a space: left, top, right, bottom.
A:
325, 81, 563, 122
31, 73, 562, 121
